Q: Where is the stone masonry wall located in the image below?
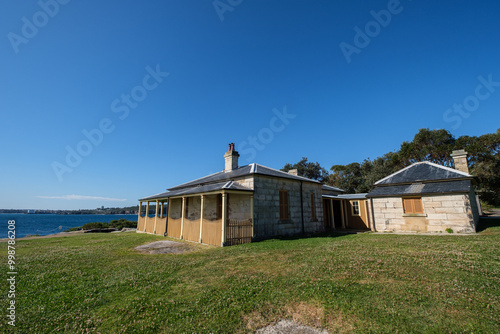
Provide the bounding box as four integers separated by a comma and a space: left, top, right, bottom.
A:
372, 197, 405, 231
228, 193, 252, 220
373, 194, 476, 233
185, 196, 201, 221
469, 189, 480, 228
252, 175, 323, 239
169, 198, 183, 219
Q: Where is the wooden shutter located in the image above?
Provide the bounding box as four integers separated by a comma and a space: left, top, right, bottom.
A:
403, 198, 423, 214
311, 194, 316, 220
279, 190, 289, 220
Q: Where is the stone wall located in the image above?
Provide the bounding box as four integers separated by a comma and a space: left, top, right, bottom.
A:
372, 194, 477, 233
169, 198, 183, 219
252, 175, 323, 239
469, 189, 480, 228
372, 197, 405, 231
203, 194, 219, 220
234, 176, 254, 190
228, 193, 251, 220
185, 196, 201, 220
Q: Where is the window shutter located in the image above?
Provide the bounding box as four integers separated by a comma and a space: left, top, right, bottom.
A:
311, 194, 316, 220
403, 198, 423, 214
413, 198, 423, 213
279, 190, 289, 220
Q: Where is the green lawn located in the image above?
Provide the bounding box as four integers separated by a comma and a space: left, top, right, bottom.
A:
2, 220, 499, 333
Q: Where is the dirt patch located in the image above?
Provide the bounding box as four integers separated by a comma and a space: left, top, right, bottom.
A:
256, 319, 328, 334
285, 302, 325, 328
134, 240, 197, 254
246, 302, 330, 334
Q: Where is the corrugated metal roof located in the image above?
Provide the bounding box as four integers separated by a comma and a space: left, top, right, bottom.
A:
337, 193, 368, 199
375, 161, 472, 185
366, 180, 471, 198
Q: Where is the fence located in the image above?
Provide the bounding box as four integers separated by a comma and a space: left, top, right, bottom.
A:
226, 219, 253, 246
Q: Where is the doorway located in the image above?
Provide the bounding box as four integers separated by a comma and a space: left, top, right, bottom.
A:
332, 200, 342, 229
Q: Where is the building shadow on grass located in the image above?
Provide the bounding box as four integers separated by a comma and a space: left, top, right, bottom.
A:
476, 216, 500, 233
254, 229, 370, 243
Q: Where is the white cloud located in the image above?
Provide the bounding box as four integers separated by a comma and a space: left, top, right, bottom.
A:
37, 195, 127, 202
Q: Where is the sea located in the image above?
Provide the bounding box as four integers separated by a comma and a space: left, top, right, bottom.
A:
0, 213, 138, 239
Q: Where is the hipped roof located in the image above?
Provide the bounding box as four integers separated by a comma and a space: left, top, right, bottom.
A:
140, 163, 322, 201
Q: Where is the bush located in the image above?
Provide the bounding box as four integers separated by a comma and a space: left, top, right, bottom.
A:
81, 222, 108, 230
65, 219, 137, 232
109, 219, 137, 229
65, 227, 82, 232
445, 228, 453, 234
480, 200, 493, 213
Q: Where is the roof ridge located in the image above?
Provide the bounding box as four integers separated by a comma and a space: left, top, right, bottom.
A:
253, 163, 321, 183
420, 160, 472, 177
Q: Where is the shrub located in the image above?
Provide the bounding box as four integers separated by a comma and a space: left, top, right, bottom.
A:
445, 228, 453, 233
81, 222, 108, 230
480, 200, 493, 213
109, 219, 137, 229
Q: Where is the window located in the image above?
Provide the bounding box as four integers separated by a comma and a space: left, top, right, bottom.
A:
351, 200, 360, 216
311, 193, 316, 220
279, 190, 290, 220
403, 197, 423, 214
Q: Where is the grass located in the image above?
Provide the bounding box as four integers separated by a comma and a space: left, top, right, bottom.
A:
1, 219, 499, 333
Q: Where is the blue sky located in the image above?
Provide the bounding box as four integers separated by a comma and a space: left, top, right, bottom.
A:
1, 0, 499, 210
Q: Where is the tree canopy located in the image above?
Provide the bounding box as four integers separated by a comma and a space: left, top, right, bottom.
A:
282, 128, 500, 205
281, 157, 330, 183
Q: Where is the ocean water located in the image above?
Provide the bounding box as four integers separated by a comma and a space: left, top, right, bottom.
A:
0, 213, 138, 239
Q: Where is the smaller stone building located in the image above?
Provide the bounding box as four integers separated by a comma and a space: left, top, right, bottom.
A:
366, 150, 480, 233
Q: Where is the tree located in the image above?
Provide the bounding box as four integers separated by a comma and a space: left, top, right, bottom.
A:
398, 128, 456, 167
281, 157, 330, 183
456, 130, 500, 205
328, 162, 364, 193
326, 128, 500, 204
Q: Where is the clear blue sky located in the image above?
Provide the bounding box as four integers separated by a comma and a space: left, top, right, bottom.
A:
1, 0, 499, 210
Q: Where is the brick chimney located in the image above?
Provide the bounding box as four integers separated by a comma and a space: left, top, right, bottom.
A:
288, 169, 298, 176
224, 143, 239, 172
451, 149, 469, 174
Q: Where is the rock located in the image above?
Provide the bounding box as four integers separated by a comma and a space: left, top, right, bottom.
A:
256, 320, 328, 334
